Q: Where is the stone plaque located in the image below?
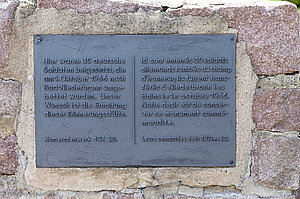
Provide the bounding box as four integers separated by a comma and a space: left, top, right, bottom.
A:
34, 34, 236, 167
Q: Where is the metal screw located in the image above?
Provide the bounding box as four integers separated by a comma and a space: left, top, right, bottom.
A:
230, 36, 235, 41
229, 160, 234, 164
35, 36, 43, 44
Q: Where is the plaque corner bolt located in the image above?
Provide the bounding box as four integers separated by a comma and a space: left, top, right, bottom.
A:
35, 36, 43, 44
229, 160, 234, 164
230, 36, 235, 41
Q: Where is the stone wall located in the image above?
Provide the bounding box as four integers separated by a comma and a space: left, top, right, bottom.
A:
0, 0, 299, 198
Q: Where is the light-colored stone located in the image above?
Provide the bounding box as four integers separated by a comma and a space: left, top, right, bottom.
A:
75, 192, 102, 199
251, 135, 300, 190
165, 193, 297, 199
242, 177, 293, 198
205, 194, 259, 199
22, 190, 111, 199
0, 116, 16, 136
143, 188, 164, 199
144, 185, 179, 199
176, 15, 228, 34
178, 185, 203, 197
203, 185, 240, 196
9, 2, 257, 192
37, 0, 163, 15
257, 73, 300, 92
164, 196, 192, 199
130, 169, 161, 188
121, 188, 143, 194
204, 194, 296, 199
17, 0, 37, 18
100, 191, 143, 199
0, 175, 23, 199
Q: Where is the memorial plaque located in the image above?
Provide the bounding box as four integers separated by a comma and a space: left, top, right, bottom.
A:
34, 34, 236, 167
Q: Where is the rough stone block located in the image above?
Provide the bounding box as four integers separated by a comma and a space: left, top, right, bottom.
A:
253, 89, 300, 132
143, 185, 179, 199
251, 135, 300, 190
170, 3, 300, 75
0, 134, 18, 174
257, 73, 300, 92
0, 81, 22, 116
0, 116, 16, 137
164, 195, 260, 199
203, 185, 240, 196
37, 0, 162, 15
164, 196, 189, 199
218, 4, 300, 75
165, 194, 296, 199
18, 1, 37, 19
202, 196, 295, 199
242, 177, 293, 198
34, 191, 77, 199
178, 186, 203, 197
0, 0, 19, 68
0, 175, 23, 199
31, 191, 144, 199
168, 7, 216, 17
101, 192, 143, 199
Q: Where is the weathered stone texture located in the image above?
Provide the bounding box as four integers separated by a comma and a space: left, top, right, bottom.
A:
166, 195, 296, 199
0, 0, 19, 68
168, 7, 216, 17
242, 177, 293, 198
0, 175, 23, 199
13, 7, 255, 190
164, 196, 190, 199
18, 1, 37, 18
170, 4, 300, 75
251, 135, 300, 190
0, 81, 22, 116
164, 195, 296, 199
143, 185, 179, 199
218, 4, 300, 75
0, 116, 16, 137
178, 186, 203, 197
257, 73, 300, 92
295, 187, 300, 199
253, 89, 300, 131
101, 192, 143, 199
0, 134, 18, 174
37, 0, 162, 15
203, 185, 240, 196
